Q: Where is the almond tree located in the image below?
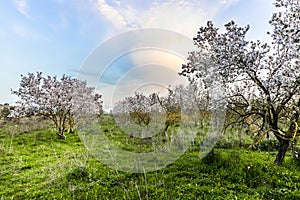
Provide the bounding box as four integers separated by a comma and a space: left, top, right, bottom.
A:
12, 72, 103, 139
181, 0, 300, 164
157, 84, 209, 129
113, 92, 165, 138
113, 93, 157, 126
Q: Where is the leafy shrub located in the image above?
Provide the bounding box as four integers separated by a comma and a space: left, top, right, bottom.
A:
215, 139, 248, 149
252, 139, 279, 151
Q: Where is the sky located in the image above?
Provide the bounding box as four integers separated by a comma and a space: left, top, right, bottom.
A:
0, 0, 275, 109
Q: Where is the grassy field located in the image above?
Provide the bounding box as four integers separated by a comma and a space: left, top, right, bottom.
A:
1, 119, 300, 199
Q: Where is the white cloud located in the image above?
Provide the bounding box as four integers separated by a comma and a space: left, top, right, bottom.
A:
95, 0, 236, 38
97, 0, 134, 31
139, 0, 212, 37
13, 0, 32, 19
219, 0, 239, 6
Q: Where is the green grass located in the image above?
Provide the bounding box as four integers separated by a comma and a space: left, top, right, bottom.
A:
1, 121, 300, 199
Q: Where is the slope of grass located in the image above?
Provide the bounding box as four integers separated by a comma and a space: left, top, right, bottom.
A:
1, 124, 300, 199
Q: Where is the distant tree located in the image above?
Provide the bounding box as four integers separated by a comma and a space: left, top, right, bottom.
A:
113, 84, 209, 140
0, 105, 12, 121
113, 92, 165, 138
141, 83, 208, 136
158, 87, 182, 130
181, 0, 300, 164
122, 93, 154, 126
12, 72, 103, 139
114, 93, 162, 125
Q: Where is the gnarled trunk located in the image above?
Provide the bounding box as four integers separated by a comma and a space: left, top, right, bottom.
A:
274, 138, 290, 165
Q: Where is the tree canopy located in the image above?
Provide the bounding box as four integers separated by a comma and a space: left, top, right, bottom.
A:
181, 0, 300, 164
12, 72, 103, 139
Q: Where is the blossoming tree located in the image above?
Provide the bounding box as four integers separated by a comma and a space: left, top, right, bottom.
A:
12, 72, 103, 139
180, 0, 300, 164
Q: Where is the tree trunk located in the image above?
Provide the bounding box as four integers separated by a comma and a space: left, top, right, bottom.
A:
274, 138, 290, 165
56, 127, 66, 139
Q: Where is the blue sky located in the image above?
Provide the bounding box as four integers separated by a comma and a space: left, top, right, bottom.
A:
0, 0, 274, 107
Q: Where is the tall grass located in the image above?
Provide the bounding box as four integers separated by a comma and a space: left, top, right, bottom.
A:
1, 119, 300, 199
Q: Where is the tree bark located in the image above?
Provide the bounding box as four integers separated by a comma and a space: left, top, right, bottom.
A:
274, 138, 290, 165
56, 127, 66, 139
